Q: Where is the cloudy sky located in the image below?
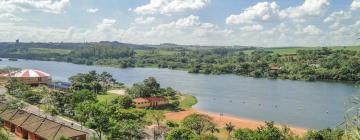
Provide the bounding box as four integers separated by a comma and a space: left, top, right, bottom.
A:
0, 0, 359, 47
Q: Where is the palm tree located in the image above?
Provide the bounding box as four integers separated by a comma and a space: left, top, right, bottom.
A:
224, 122, 235, 140
206, 123, 220, 136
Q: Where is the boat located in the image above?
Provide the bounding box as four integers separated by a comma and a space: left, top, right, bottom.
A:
8, 58, 18, 61
0, 59, 2, 61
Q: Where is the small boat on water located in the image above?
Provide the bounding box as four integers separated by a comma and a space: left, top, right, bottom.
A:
8, 58, 18, 61
0, 59, 2, 61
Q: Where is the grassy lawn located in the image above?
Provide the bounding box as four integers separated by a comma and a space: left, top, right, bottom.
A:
179, 94, 198, 109
97, 92, 119, 103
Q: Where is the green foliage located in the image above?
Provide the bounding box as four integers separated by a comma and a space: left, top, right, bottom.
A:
179, 94, 198, 109
304, 129, 344, 140
166, 128, 195, 140
193, 134, 219, 140
110, 95, 134, 109
232, 122, 300, 140
0, 129, 9, 140
181, 113, 215, 135
233, 128, 255, 140
127, 77, 161, 98
166, 120, 179, 128
71, 89, 97, 106
69, 71, 119, 93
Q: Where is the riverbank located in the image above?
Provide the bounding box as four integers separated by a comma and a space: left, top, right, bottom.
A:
165, 108, 308, 136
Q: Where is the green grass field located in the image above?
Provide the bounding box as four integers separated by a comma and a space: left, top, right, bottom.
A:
97, 92, 119, 103
179, 94, 198, 109
244, 46, 360, 55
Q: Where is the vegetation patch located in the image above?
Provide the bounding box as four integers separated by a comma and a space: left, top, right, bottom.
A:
179, 94, 198, 109
97, 92, 119, 103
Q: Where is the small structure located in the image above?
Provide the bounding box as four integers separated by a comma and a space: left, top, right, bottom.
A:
133, 97, 169, 109
0, 69, 52, 85
0, 104, 87, 140
270, 64, 282, 72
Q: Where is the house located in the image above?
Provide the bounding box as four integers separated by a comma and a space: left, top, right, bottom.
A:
133, 97, 169, 108
0, 104, 87, 140
0, 69, 52, 85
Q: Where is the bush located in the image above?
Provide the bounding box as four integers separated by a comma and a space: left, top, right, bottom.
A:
166, 128, 195, 140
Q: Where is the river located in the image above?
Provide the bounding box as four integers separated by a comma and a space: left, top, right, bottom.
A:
1, 59, 359, 129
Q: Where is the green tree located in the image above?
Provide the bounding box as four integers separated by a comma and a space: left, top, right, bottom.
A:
233, 128, 254, 140
166, 120, 179, 128
194, 134, 218, 140
75, 102, 110, 139
110, 95, 133, 109
71, 89, 97, 106
166, 128, 195, 140
181, 113, 214, 135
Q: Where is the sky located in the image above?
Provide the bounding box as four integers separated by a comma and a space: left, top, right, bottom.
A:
0, 0, 359, 47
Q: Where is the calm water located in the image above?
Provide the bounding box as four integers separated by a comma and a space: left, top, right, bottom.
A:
1, 59, 359, 129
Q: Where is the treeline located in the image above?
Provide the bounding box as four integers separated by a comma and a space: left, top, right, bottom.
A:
2, 45, 360, 82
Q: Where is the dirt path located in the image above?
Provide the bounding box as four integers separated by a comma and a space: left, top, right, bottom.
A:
165, 108, 307, 136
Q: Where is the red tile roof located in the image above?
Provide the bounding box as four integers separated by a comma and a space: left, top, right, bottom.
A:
133, 98, 148, 103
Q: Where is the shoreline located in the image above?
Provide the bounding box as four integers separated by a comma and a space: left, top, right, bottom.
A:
165, 108, 308, 136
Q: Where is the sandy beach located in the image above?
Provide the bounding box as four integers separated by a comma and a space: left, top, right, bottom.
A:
165, 108, 308, 136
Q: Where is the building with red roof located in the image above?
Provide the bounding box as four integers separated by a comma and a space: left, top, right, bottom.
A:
133, 97, 169, 108
0, 69, 52, 85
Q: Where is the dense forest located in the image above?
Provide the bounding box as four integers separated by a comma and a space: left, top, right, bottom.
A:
1, 43, 360, 83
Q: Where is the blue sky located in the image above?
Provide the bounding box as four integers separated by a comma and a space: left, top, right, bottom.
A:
0, 0, 359, 47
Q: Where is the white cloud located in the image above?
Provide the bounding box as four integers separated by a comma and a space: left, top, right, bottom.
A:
279, 0, 330, 21
134, 17, 156, 24
132, 0, 210, 15
351, 0, 360, 10
86, 8, 99, 13
0, 13, 22, 22
240, 24, 264, 32
226, 2, 279, 24
96, 19, 117, 31
323, 11, 352, 23
303, 25, 321, 35
0, 0, 70, 14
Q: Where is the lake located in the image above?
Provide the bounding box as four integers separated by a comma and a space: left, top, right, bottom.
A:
1, 59, 359, 129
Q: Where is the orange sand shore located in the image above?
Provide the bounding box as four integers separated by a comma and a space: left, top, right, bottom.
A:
165, 108, 308, 136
